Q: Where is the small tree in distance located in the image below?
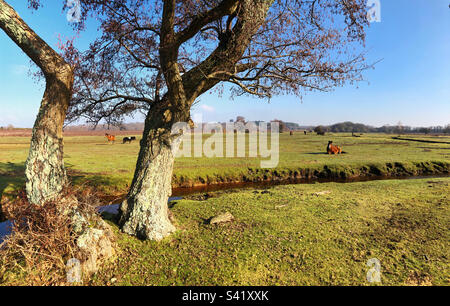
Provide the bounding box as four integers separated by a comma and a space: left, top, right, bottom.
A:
444, 125, 450, 134
314, 125, 327, 135
272, 119, 286, 133
395, 121, 404, 135
236, 116, 246, 124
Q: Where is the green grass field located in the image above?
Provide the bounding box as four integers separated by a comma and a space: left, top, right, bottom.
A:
85, 177, 448, 286
1, 133, 449, 199
0, 133, 448, 286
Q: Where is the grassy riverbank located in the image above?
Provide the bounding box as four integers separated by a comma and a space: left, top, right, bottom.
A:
1, 133, 449, 200
1, 173, 448, 285
85, 177, 448, 285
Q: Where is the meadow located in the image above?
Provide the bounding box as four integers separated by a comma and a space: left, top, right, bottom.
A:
4, 177, 447, 285
94, 178, 448, 286
0, 133, 449, 285
0, 133, 449, 201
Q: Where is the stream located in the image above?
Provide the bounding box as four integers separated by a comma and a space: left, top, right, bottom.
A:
1, 173, 449, 244
171, 173, 450, 196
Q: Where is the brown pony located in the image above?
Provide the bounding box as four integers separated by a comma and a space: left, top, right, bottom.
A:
327, 141, 342, 155
105, 133, 116, 144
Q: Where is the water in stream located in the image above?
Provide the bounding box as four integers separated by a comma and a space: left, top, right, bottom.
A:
1, 174, 448, 244
171, 174, 450, 196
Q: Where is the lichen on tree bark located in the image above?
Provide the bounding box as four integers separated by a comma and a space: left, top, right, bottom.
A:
0, 0, 74, 205
119, 107, 184, 240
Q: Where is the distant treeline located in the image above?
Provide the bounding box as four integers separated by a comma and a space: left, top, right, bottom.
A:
315, 121, 450, 134
63, 122, 145, 131
48, 120, 450, 135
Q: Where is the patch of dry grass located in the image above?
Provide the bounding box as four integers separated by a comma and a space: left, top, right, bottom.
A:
0, 186, 111, 286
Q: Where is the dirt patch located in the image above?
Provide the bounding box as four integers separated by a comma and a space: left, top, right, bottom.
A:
185, 193, 216, 201
404, 271, 433, 286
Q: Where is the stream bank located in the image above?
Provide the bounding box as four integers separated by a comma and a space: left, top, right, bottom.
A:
171, 160, 449, 194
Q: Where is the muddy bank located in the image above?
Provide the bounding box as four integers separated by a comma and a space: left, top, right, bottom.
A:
93, 161, 450, 200
171, 161, 450, 194
80, 160, 450, 198
172, 174, 450, 196
2, 161, 448, 221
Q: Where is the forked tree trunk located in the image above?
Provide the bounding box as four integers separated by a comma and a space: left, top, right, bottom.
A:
119, 0, 273, 240
119, 105, 188, 240
0, 0, 74, 205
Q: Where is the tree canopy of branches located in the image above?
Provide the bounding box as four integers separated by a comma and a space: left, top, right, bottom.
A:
68, 0, 370, 127
65, 0, 372, 240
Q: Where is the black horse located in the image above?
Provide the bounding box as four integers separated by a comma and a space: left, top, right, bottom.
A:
123, 136, 136, 144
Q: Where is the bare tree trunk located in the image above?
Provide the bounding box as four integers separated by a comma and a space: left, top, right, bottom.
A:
119, 105, 187, 240
25, 68, 73, 204
0, 0, 74, 205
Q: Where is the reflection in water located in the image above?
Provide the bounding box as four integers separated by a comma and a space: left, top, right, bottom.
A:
96, 196, 182, 215
0, 220, 12, 245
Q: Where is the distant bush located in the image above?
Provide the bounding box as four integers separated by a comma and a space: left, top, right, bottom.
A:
443, 125, 450, 134
314, 125, 327, 135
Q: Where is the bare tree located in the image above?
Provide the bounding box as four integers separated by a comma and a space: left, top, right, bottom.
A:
395, 121, 404, 135
69, 0, 371, 240
0, 0, 74, 205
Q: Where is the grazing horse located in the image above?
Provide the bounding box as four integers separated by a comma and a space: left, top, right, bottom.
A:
123, 136, 136, 144
327, 141, 342, 155
105, 133, 115, 144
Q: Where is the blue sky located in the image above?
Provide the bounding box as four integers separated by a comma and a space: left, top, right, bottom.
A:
0, 0, 449, 128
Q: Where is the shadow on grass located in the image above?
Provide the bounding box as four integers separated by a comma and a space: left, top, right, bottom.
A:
0, 162, 26, 199
0, 162, 128, 200
66, 165, 130, 195
0, 162, 26, 221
